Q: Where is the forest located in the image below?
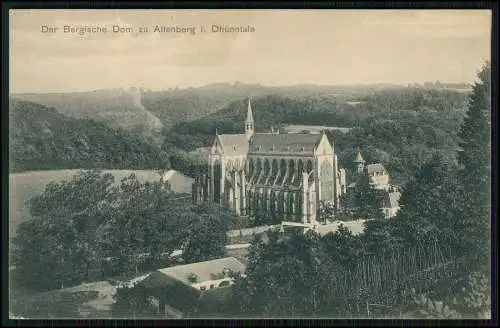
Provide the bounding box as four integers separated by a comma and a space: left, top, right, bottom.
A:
163, 86, 469, 186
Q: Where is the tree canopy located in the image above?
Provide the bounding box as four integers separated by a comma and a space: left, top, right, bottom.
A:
11, 170, 233, 292
232, 229, 344, 317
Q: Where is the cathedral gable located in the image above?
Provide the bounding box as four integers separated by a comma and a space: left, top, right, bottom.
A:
211, 137, 224, 155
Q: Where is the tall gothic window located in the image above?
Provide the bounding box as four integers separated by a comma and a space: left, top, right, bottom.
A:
213, 160, 222, 203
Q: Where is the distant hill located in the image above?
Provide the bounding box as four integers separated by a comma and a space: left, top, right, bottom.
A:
140, 81, 371, 130
409, 81, 473, 92
12, 88, 164, 138
12, 83, 408, 136
163, 94, 358, 151
9, 99, 170, 173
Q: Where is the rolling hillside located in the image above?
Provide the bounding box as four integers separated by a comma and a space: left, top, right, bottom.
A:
12, 83, 406, 136
143, 82, 407, 131
9, 99, 170, 173
12, 88, 163, 137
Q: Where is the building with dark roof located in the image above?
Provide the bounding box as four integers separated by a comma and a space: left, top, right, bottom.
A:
192, 98, 347, 227
134, 257, 246, 318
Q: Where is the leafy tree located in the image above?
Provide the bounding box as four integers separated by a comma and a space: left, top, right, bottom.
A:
12, 170, 115, 290
11, 171, 199, 291
351, 174, 385, 220
253, 206, 277, 226
319, 200, 335, 223
360, 218, 406, 256
182, 203, 230, 264
405, 272, 491, 319
98, 174, 186, 273
394, 152, 460, 247
232, 229, 341, 317
322, 225, 366, 267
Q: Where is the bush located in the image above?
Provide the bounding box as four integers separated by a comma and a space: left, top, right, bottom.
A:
404, 272, 491, 319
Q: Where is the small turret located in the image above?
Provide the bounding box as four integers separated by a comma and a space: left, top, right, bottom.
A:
354, 151, 366, 174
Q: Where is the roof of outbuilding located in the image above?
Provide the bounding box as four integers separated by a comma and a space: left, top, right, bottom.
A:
157, 257, 246, 286
249, 133, 323, 155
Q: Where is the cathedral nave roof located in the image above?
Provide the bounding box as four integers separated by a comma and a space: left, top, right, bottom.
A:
249, 133, 322, 155
217, 134, 249, 156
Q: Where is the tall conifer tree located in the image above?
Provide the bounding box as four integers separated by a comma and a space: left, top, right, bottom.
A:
455, 62, 491, 269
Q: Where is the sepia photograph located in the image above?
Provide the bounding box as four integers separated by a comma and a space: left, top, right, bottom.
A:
7, 8, 492, 320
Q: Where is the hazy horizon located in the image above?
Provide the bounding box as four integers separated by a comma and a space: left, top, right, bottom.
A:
10, 9, 491, 94
10, 80, 475, 96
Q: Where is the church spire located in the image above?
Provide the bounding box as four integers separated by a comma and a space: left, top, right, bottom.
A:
245, 97, 254, 140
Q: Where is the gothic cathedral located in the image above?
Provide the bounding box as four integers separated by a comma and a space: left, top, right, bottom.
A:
193, 99, 347, 227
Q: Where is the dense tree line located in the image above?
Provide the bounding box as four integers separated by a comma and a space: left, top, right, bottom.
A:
11, 170, 233, 293
163, 87, 469, 186
162, 95, 357, 152
10, 100, 170, 173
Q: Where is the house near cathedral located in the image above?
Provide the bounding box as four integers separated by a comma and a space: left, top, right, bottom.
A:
350, 151, 401, 219
353, 152, 390, 190
192, 99, 347, 229
366, 164, 390, 190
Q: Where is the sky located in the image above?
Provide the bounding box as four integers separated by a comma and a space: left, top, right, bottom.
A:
9, 9, 492, 93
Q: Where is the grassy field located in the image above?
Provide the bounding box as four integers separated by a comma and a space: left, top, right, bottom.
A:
9, 169, 193, 239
